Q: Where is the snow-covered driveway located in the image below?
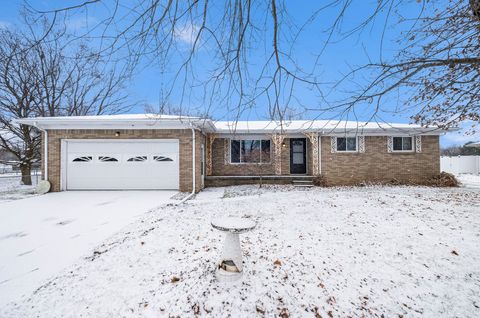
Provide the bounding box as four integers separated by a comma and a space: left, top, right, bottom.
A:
0, 191, 176, 306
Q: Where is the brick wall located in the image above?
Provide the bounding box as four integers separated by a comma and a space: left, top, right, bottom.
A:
44, 129, 203, 193
320, 135, 440, 185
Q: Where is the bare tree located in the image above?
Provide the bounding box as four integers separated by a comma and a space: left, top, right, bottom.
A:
0, 24, 130, 185
333, 0, 480, 132
26, 0, 480, 130
441, 143, 480, 156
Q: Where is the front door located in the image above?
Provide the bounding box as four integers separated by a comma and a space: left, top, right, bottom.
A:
290, 138, 306, 174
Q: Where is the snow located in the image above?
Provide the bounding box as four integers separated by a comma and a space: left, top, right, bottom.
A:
457, 173, 480, 189
211, 216, 256, 233
16, 113, 447, 135
17, 113, 201, 121
213, 119, 437, 134
2, 185, 479, 317
0, 190, 177, 306
0, 175, 38, 203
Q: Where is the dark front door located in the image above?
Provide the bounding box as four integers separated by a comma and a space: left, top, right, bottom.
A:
290, 138, 306, 174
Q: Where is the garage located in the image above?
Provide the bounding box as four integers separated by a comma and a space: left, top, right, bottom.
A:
63, 139, 179, 190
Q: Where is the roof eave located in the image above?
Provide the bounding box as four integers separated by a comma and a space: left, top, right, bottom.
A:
14, 118, 216, 132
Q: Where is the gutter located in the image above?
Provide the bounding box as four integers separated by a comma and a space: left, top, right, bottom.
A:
33, 122, 48, 182
178, 124, 196, 204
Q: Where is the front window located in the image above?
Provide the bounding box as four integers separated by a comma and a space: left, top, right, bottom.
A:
336, 137, 357, 152
230, 139, 271, 163
393, 137, 413, 151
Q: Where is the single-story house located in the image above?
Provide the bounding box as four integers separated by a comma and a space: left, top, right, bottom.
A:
466, 141, 480, 148
16, 114, 451, 193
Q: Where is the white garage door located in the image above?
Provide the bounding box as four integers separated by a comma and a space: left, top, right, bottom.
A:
64, 140, 179, 190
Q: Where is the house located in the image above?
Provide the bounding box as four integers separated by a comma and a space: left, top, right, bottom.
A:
466, 141, 480, 149
15, 114, 450, 192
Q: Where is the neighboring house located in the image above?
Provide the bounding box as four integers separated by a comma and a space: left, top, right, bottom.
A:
0, 163, 14, 174
16, 114, 451, 192
0, 148, 16, 174
466, 141, 480, 149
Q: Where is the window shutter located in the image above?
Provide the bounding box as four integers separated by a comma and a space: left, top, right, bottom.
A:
224, 139, 230, 164
387, 136, 393, 153
415, 135, 422, 153
330, 137, 337, 153
358, 136, 365, 153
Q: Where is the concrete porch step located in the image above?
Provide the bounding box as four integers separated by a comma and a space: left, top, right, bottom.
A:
293, 184, 314, 187
292, 180, 314, 187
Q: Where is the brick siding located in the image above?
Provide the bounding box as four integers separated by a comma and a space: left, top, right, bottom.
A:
320, 135, 440, 185
209, 135, 440, 185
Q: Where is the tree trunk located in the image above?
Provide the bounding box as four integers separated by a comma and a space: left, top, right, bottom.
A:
20, 164, 32, 185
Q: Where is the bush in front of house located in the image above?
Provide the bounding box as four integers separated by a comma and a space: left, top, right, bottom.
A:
424, 172, 459, 187
312, 175, 328, 187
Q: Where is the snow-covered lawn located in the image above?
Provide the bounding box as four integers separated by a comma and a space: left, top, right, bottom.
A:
0, 191, 177, 306
0, 175, 39, 203
457, 173, 480, 189
2, 185, 480, 318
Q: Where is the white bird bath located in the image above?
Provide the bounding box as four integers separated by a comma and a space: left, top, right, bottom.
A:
211, 216, 256, 282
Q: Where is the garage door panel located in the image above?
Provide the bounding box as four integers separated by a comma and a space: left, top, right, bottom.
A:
65, 140, 179, 190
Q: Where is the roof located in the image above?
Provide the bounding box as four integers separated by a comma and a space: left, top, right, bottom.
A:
214, 120, 447, 135
15, 114, 216, 132
14, 114, 454, 135
466, 142, 480, 148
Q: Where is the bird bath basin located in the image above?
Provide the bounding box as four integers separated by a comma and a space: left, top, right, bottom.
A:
211, 216, 256, 282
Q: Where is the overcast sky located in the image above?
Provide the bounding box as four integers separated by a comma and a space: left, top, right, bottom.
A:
0, 0, 478, 147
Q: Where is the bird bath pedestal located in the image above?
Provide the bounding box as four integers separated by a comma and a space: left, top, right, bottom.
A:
211, 217, 256, 282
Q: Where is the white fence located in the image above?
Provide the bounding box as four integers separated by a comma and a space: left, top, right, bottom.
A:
440, 156, 480, 175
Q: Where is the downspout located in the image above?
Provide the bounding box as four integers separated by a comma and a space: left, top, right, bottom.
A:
179, 124, 196, 204
34, 122, 48, 182
318, 133, 321, 175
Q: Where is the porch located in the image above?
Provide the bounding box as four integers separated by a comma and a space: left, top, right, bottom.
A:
204, 175, 315, 187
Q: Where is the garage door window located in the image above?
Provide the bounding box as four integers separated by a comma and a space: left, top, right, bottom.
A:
153, 155, 173, 162
99, 156, 118, 162
127, 156, 147, 162
72, 156, 92, 162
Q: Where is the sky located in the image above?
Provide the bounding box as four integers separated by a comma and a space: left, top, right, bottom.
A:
0, 0, 478, 147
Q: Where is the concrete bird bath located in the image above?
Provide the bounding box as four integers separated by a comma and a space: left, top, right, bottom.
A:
211, 216, 256, 282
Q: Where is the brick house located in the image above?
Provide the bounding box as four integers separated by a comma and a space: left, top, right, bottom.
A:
16, 114, 449, 192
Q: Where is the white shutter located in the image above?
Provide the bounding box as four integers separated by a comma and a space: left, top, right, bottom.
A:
330, 137, 337, 153
224, 139, 230, 164
415, 135, 422, 153
387, 136, 393, 153
358, 136, 365, 153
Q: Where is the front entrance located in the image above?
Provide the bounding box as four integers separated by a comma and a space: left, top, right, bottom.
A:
290, 138, 307, 174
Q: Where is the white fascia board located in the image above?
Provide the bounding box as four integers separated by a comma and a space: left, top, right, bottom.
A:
14, 118, 216, 132
323, 128, 448, 136
215, 127, 450, 136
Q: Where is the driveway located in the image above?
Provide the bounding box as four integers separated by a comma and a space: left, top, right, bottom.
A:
0, 191, 176, 306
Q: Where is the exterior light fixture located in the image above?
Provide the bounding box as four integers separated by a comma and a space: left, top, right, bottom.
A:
115, 131, 121, 137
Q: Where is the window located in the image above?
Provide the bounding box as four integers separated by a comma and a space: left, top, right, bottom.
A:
153, 155, 173, 162
336, 137, 357, 152
230, 139, 271, 163
98, 156, 118, 162
393, 137, 413, 151
127, 156, 147, 162
72, 156, 92, 162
